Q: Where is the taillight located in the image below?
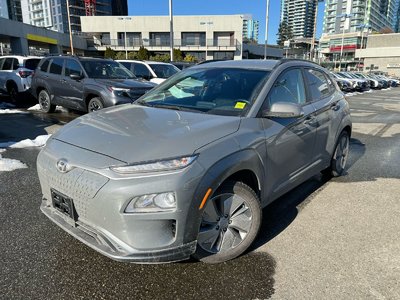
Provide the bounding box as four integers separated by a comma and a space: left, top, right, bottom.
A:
18, 70, 32, 78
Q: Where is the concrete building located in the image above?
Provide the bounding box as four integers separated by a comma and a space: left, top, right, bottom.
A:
280, 0, 318, 40
21, 0, 52, 28
356, 33, 400, 76
242, 15, 259, 42
81, 15, 244, 61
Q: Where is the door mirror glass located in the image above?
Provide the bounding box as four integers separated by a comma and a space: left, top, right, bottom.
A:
70, 73, 83, 80
262, 102, 304, 118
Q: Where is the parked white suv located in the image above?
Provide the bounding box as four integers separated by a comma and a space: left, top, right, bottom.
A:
118, 60, 180, 84
0, 55, 41, 102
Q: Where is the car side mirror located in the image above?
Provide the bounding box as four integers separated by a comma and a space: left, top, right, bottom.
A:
262, 102, 304, 118
70, 73, 83, 81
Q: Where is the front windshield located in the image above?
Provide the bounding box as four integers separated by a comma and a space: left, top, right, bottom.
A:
136, 67, 270, 116
338, 72, 352, 79
149, 64, 179, 78
81, 60, 136, 79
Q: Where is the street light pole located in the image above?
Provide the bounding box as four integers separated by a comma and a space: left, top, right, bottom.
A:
310, 0, 321, 61
169, 0, 174, 61
118, 17, 132, 59
264, 0, 270, 59
66, 0, 74, 55
337, 13, 353, 71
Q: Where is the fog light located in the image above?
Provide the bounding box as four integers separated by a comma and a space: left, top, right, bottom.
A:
125, 192, 176, 213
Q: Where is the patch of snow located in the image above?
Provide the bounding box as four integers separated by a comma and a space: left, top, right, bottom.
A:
27, 104, 41, 111
0, 149, 6, 153
0, 153, 27, 172
27, 104, 68, 113
0, 108, 28, 114
0, 134, 51, 148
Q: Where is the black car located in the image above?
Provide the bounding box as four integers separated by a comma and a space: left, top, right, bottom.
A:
31, 56, 156, 113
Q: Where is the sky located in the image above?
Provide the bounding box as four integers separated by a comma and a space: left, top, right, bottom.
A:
127, 0, 326, 45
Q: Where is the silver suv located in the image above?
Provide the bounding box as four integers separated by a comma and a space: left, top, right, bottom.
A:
0, 55, 41, 102
38, 60, 352, 264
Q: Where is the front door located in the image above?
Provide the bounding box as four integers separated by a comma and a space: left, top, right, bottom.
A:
261, 68, 317, 199
60, 59, 85, 110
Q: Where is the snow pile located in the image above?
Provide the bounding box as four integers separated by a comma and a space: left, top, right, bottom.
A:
0, 134, 51, 149
0, 108, 27, 114
28, 104, 68, 113
0, 151, 28, 172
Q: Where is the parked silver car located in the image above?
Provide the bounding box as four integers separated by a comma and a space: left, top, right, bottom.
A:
38, 60, 352, 264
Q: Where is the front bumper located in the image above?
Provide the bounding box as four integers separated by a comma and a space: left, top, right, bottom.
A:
41, 199, 197, 263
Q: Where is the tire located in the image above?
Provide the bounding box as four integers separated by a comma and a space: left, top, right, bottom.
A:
7, 82, 19, 103
88, 97, 104, 112
194, 181, 262, 264
38, 89, 56, 113
324, 131, 350, 177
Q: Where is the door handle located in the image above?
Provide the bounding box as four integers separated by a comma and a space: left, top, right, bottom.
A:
303, 115, 315, 125
331, 102, 340, 111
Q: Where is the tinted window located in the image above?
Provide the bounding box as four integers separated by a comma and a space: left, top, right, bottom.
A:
40, 59, 50, 72
149, 64, 179, 78
120, 62, 133, 72
80, 60, 135, 79
12, 58, 19, 70
49, 58, 64, 75
267, 69, 306, 106
24, 59, 41, 71
132, 63, 152, 78
305, 69, 331, 101
65, 59, 83, 76
0, 58, 4, 69
2, 58, 13, 70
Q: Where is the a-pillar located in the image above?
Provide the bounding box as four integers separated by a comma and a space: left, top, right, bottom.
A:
10, 37, 29, 55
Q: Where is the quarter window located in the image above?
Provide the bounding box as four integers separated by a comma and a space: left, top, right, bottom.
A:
267, 69, 306, 107
49, 58, 64, 75
305, 69, 331, 101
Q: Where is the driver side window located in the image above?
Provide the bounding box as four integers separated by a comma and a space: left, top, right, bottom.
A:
267, 69, 306, 107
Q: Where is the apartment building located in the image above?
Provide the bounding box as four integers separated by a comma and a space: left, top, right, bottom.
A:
280, 0, 318, 40
0, 0, 22, 21
242, 15, 259, 42
81, 15, 244, 61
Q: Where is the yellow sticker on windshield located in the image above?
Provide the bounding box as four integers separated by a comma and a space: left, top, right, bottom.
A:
235, 102, 246, 109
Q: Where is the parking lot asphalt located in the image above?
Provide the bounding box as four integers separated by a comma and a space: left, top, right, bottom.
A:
0, 89, 399, 299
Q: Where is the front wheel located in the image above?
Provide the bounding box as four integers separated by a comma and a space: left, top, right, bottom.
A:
325, 131, 350, 177
194, 181, 262, 264
88, 97, 104, 112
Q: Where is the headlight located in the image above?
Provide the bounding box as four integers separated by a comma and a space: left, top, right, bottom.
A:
125, 192, 176, 213
109, 87, 130, 96
110, 155, 197, 174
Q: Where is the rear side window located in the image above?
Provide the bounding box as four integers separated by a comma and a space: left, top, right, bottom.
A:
2, 58, 13, 70
40, 59, 50, 72
12, 58, 19, 70
132, 63, 152, 78
120, 62, 132, 72
305, 69, 332, 101
24, 59, 41, 71
49, 58, 64, 75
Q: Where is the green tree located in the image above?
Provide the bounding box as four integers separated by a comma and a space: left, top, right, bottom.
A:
173, 48, 183, 61
150, 54, 171, 62
137, 46, 150, 60
114, 52, 127, 60
276, 21, 293, 47
183, 54, 197, 62
104, 47, 116, 59
127, 52, 138, 60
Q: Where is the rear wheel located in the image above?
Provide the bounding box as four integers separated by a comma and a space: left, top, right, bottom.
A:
324, 131, 350, 177
7, 82, 19, 103
88, 97, 104, 112
38, 89, 56, 113
194, 181, 262, 264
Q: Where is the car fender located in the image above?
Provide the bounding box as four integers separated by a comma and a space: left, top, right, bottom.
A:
183, 149, 265, 243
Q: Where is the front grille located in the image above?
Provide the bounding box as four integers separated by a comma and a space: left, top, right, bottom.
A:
37, 151, 109, 219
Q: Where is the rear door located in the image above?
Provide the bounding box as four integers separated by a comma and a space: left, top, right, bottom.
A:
304, 68, 342, 166
47, 57, 65, 104
59, 58, 85, 110
0, 58, 13, 91
261, 68, 317, 199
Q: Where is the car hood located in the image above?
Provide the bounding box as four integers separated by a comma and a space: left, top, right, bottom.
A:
53, 105, 241, 164
94, 78, 156, 89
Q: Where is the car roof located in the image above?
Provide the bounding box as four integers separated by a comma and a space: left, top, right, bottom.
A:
190, 59, 279, 71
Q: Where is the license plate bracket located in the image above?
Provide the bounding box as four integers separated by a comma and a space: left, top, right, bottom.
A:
51, 189, 78, 221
